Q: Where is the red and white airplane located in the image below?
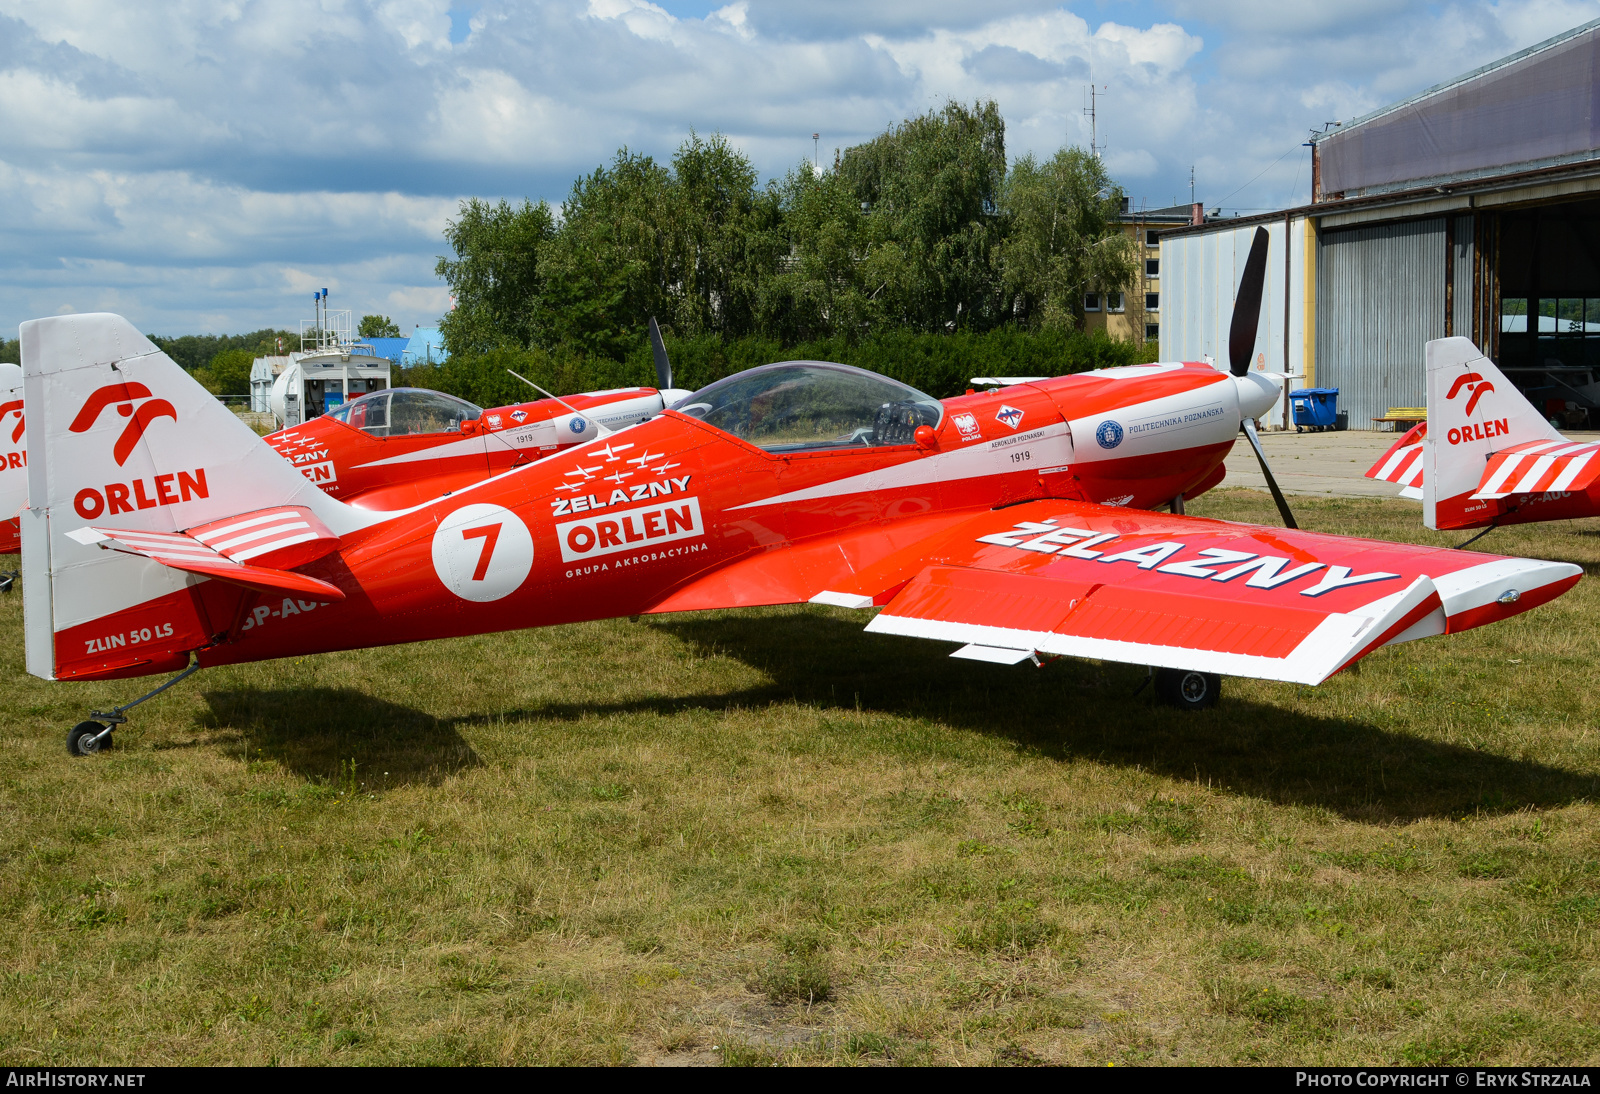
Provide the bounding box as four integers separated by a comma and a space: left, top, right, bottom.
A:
1, 361, 24, 556
266, 318, 690, 509
266, 384, 680, 510
18, 233, 1582, 754
1366, 337, 1600, 533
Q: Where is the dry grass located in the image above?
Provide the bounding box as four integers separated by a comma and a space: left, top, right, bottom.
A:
1, 489, 1597, 1065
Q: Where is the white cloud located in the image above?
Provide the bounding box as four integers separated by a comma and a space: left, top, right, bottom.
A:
1, 0, 1597, 331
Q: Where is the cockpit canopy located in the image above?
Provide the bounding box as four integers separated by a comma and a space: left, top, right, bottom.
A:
675, 362, 943, 452
325, 388, 483, 437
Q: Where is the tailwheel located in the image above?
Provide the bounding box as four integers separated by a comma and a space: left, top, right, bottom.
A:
1154, 668, 1221, 711
67, 721, 115, 756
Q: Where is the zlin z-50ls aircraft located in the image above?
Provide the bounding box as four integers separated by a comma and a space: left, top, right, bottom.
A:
265, 322, 691, 510
18, 229, 1581, 755
1367, 336, 1600, 534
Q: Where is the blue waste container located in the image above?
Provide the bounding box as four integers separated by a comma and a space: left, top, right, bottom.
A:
1290, 387, 1339, 432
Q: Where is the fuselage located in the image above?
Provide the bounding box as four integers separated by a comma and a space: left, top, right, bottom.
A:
54, 361, 1274, 680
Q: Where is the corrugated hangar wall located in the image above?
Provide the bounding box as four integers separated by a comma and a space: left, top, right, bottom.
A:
1160, 220, 1308, 429
1316, 216, 1474, 426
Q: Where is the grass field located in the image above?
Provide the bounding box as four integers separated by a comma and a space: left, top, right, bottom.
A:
1, 489, 1597, 1066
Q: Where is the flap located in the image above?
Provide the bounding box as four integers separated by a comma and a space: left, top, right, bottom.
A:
1472, 439, 1600, 499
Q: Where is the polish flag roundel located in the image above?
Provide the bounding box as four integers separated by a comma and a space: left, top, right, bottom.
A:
431, 503, 534, 602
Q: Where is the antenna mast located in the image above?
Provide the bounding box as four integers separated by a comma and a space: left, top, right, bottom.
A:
1083, 84, 1102, 159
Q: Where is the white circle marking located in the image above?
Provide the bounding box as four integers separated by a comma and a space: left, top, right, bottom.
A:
431, 502, 534, 602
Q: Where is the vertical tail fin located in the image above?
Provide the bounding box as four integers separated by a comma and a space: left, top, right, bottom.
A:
21, 313, 361, 680
1423, 337, 1559, 530
0, 362, 23, 552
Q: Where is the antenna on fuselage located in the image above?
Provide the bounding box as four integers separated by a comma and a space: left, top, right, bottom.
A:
506, 369, 613, 438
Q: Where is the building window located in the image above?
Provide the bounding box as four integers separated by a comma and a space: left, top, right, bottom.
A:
1146, 230, 1160, 246
1106, 293, 1124, 313
1145, 293, 1159, 311
1084, 293, 1101, 312
1146, 258, 1159, 278
1146, 323, 1159, 340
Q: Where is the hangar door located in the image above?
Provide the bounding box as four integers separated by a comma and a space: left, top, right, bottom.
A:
1318, 217, 1463, 428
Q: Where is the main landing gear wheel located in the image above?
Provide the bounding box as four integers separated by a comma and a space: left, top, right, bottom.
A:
1154, 668, 1221, 711
67, 721, 114, 755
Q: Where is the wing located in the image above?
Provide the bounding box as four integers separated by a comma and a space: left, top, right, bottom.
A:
1471, 438, 1600, 500
670, 500, 1577, 686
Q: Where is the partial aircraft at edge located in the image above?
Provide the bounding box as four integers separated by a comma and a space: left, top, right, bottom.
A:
264, 318, 692, 510
1366, 337, 1600, 534
16, 229, 1583, 755
1, 362, 24, 555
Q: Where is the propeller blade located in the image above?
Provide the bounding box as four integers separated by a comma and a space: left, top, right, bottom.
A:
1228, 226, 1271, 377
1241, 417, 1298, 529
648, 317, 672, 391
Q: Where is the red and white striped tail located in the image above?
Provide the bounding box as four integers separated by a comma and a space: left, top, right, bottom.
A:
1472, 438, 1600, 499
65, 505, 342, 599
1366, 422, 1426, 488
187, 506, 336, 569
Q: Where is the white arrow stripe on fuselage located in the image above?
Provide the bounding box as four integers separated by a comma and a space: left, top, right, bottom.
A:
726, 422, 1072, 511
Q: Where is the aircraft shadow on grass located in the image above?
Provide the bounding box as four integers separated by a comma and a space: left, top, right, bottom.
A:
456, 611, 1593, 825
199, 686, 481, 788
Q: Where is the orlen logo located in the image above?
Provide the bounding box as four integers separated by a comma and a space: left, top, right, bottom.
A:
557, 495, 703, 563
1445, 371, 1508, 445
1, 399, 23, 445
0, 400, 24, 470
68, 382, 208, 519
69, 382, 177, 465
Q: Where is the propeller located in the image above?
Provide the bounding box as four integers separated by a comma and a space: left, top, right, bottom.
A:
1228, 226, 1298, 530
648, 317, 672, 391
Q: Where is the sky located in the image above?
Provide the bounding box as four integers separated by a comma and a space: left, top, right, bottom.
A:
2, 0, 1597, 338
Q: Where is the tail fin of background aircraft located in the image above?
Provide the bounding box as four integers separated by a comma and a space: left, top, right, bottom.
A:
1423, 337, 1562, 530
20, 313, 363, 681
0, 362, 24, 552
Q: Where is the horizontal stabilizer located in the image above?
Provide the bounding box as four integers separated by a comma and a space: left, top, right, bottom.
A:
67, 506, 343, 600
1366, 421, 1426, 488
1471, 438, 1600, 500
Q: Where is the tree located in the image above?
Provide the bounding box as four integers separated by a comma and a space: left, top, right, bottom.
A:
761, 165, 873, 342
148, 329, 294, 372
435, 198, 557, 356
540, 149, 677, 358
840, 100, 1009, 332
359, 315, 401, 339
1000, 149, 1138, 331
194, 348, 255, 396
666, 132, 781, 339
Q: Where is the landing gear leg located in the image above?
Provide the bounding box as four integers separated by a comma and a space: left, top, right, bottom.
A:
1154, 668, 1221, 711
68, 654, 202, 757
